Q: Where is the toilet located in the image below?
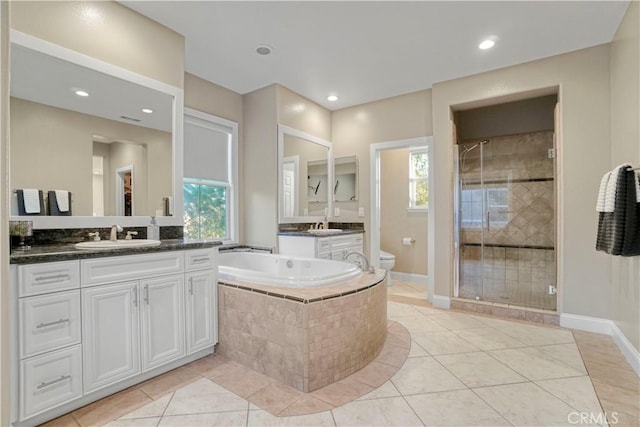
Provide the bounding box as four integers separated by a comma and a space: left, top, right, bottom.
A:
379, 250, 396, 286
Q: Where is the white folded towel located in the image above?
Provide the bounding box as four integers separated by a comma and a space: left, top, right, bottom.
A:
596, 171, 612, 212
603, 164, 631, 213
54, 190, 69, 212
23, 189, 41, 214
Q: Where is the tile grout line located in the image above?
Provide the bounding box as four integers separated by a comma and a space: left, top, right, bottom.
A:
468, 384, 517, 427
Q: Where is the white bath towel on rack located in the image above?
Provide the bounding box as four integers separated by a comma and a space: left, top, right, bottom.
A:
54, 190, 69, 212
596, 171, 612, 212
23, 189, 41, 214
603, 163, 631, 212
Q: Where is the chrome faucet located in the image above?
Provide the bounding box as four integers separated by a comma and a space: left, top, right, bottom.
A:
345, 251, 375, 273
110, 224, 123, 241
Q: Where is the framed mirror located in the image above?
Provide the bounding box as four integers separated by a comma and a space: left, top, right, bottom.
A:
278, 124, 333, 223
334, 155, 358, 202
8, 30, 184, 228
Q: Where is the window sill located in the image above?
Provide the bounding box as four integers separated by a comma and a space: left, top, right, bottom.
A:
407, 207, 428, 213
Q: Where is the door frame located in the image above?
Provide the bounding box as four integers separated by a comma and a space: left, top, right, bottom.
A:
115, 165, 134, 216
370, 136, 434, 302
282, 155, 300, 217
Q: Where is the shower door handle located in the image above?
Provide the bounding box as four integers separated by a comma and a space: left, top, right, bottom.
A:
486, 211, 490, 231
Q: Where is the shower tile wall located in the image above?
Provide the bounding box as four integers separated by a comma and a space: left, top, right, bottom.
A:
458, 131, 556, 310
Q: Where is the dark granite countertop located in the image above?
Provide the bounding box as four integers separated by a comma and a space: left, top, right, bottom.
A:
10, 239, 222, 265
277, 229, 365, 237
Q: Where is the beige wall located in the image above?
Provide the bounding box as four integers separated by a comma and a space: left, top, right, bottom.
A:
10, 98, 171, 216
1, 1, 9, 423
380, 148, 428, 275
457, 95, 556, 140
277, 86, 332, 142
10, 1, 184, 88
184, 72, 244, 241
331, 90, 433, 254
243, 84, 332, 247
610, 1, 640, 352
433, 45, 612, 319
243, 85, 278, 247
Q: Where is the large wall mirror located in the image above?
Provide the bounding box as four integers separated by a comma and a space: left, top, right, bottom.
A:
278, 125, 333, 223
8, 31, 184, 228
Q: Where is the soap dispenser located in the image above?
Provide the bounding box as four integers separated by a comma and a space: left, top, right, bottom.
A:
147, 216, 160, 240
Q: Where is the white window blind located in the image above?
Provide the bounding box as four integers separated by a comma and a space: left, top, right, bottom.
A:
184, 115, 231, 182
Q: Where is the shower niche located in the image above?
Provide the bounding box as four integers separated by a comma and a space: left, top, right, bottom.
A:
453, 95, 558, 310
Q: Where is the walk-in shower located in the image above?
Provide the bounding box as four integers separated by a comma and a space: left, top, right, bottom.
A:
454, 131, 557, 310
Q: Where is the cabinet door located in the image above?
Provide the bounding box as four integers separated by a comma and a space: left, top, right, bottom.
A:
82, 282, 140, 393
185, 271, 217, 354
140, 275, 185, 371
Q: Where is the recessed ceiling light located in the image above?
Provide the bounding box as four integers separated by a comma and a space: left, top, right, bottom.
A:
75, 90, 89, 97
327, 95, 339, 102
479, 39, 496, 50
141, 108, 153, 114
256, 45, 273, 55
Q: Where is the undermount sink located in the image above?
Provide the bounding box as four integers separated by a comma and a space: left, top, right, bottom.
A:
307, 229, 343, 235
75, 239, 162, 250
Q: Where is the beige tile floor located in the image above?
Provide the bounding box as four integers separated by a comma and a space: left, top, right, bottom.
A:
44, 294, 639, 427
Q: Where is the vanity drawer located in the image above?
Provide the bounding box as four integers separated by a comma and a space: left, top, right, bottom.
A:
18, 261, 80, 297
81, 251, 184, 287
19, 290, 81, 359
20, 345, 82, 420
185, 248, 217, 271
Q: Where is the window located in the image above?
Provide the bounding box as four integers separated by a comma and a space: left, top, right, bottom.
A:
409, 149, 429, 210
183, 109, 238, 242
183, 179, 228, 240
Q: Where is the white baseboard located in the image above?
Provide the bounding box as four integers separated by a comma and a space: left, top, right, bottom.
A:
390, 271, 428, 284
432, 294, 450, 309
560, 313, 640, 375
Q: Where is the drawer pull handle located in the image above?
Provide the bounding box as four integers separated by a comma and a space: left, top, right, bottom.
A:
132, 288, 138, 307
37, 374, 71, 390
143, 285, 149, 305
191, 257, 209, 264
34, 274, 69, 282
36, 318, 70, 329
189, 277, 194, 295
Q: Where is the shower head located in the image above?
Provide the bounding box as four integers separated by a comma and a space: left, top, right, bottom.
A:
461, 139, 489, 155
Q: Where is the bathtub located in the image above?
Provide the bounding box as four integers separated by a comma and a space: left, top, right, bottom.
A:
217, 251, 362, 288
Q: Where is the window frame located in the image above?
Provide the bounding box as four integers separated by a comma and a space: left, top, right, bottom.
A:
183, 108, 239, 244
409, 148, 429, 211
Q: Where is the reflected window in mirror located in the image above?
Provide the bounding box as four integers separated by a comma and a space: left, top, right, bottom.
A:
183, 109, 238, 242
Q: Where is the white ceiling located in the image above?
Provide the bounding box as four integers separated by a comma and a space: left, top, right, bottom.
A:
122, 1, 629, 111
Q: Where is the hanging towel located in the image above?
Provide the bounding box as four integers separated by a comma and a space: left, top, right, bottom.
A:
22, 189, 41, 214
596, 167, 626, 254
621, 168, 640, 256
54, 190, 69, 212
604, 163, 631, 212
597, 166, 640, 256
596, 171, 612, 212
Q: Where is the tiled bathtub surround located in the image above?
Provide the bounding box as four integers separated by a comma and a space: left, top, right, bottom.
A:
217, 271, 387, 392
458, 131, 556, 310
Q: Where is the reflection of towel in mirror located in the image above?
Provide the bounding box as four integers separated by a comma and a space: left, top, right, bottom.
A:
23, 189, 41, 214
54, 190, 69, 212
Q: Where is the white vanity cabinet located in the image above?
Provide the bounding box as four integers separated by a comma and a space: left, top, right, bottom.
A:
82, 281, 141, 393
12, 247, 219, 426
279, 233, 364, 261
185, 249, 218, 354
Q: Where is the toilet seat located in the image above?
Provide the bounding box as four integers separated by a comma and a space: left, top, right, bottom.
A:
380, 250, 395, 260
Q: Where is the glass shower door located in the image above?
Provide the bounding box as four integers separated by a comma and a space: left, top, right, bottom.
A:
456, 132, 556, 310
